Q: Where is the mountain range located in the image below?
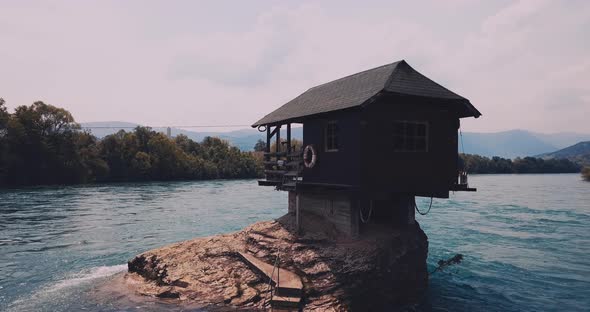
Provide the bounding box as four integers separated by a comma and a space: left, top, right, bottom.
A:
537, 141, 590, 166
80, 121, 589, 159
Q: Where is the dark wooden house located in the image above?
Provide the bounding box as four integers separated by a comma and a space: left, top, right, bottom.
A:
252, 60, 481, 237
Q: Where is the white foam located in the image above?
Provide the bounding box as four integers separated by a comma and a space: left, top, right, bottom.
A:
47, 264, 127, 292
6, 264, 127, 311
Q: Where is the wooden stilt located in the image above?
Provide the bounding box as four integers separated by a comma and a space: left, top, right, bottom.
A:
296, 193, 301, 235
408, 196, 416, 225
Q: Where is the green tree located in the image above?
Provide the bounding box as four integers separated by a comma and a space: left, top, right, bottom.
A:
3, 101, 88, 185
460, 153, 580, 174
0, 98, 10, 184
0, 100, 262, 187
253, 139, 266, 152
131, 151, 152, 179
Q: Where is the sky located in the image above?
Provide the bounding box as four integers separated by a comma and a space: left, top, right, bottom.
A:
1, 0, 589, 133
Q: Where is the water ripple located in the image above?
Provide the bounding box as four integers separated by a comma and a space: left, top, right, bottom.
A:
1, 175, 589, 311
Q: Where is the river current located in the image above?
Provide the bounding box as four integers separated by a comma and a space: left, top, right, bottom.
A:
0, 174, 588, 311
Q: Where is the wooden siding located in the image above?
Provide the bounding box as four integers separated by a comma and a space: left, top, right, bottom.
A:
298, 193, 357, 237
301, 110, 361, 187
360, 94, 459, 198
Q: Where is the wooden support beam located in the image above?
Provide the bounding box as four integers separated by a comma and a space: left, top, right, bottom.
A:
265, 126, 271, 161
408, 196, 416, 225
269, 125, 280, 138
296, 193, 301, 235
276, 125, 281, 153
286, 123, 292, 158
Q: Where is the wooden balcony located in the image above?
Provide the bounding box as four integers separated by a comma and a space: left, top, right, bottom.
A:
258, 150, 303, 191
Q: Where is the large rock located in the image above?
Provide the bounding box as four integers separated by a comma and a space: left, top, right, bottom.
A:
124, 214, 428, 310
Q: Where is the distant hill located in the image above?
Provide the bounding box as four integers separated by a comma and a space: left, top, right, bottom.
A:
536, 141, 590, 166
530, 132, 590, 150
460, 130, 590, 158
81, 122, 589, 156
460, 130, 555, 158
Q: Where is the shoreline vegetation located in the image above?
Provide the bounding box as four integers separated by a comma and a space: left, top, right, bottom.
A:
0, 100, 585, 188
0, 100, 261, 187
460, 153, 581, 174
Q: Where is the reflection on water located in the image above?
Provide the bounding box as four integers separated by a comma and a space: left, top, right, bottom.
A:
0, 175, 589, 311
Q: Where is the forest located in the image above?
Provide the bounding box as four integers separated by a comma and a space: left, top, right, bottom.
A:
0, 99, 261, 187
1, 99, 584, 187
460, 153, 581, 174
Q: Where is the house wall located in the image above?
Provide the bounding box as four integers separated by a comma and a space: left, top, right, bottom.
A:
287, 191, 416, 237
360, 94, 459, 198
301, 110, 361, 187
291, 191, 359, 237
296, 94, 460, 197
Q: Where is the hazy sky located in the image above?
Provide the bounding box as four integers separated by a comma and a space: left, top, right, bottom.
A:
1, 0, 589, 133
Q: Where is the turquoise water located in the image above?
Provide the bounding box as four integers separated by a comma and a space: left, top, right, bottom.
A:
0, 175, 588, 311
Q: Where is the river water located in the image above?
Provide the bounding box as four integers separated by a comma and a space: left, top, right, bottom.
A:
0, 174, 588, 311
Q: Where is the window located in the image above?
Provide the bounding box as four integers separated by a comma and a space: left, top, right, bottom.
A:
325, 121, 339, 151
393, 120, 429, 152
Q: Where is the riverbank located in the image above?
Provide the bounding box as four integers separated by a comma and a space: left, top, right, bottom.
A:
122, 213, 429, 310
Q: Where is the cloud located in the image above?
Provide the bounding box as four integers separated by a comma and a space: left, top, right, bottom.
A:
0, 0, 588, 133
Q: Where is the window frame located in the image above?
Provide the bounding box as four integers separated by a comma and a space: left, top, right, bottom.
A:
324, 120, 339, 152
392, 120, 429, 152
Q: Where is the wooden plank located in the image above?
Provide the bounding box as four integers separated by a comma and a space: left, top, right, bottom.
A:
264, 170, 288, 175
264, 151, 287, 157
296, 194, 301, 234
258, 180, 280, 186
238, 252, 302, 290
450, 184, 477, 192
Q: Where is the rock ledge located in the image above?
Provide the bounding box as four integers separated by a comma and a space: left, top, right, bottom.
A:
124, 214, 428, 310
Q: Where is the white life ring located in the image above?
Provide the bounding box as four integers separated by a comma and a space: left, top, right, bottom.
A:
303, 145, 317, 168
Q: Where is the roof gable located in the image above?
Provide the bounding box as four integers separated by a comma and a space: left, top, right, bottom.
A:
253, 60, 480, 126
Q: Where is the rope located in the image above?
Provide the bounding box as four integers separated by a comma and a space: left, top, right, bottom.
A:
263, 250, 280, 307
459, 125, 465, 154
415, 197, 433, 216
459, 127, 465, 155
80, 124, 252, 129
359, 200, 373, 223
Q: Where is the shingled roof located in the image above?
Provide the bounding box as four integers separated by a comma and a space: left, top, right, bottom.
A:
252, 60, 481, 127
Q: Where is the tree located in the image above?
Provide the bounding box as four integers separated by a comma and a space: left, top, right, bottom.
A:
0, 100, 262, 187
460, 153, 580, 174
0, 98, 9, 184
253, 139, 266, 152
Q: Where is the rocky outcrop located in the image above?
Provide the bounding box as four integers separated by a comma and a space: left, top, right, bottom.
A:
124, 213, 428, 310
